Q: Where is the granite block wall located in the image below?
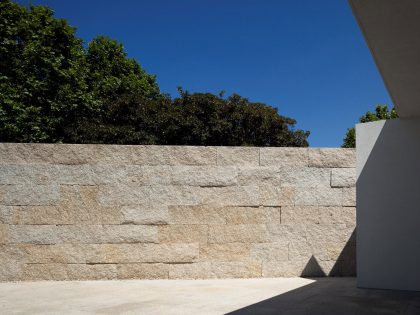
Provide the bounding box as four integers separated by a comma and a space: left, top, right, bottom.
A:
0, 144, 356, 281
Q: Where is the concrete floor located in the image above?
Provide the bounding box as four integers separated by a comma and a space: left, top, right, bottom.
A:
0, 278, 419, 315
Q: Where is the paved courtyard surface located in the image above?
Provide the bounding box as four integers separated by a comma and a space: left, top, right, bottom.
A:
0, 277, 419, 314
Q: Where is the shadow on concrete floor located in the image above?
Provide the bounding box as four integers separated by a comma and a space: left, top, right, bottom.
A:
227, 277, 420, 315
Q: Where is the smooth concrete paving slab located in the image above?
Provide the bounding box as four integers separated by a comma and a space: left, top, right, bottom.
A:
0, 277, 419, 315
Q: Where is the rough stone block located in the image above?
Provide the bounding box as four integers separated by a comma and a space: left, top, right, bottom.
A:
23, 244, 88, 263
342, 187, 356, 206
199, 243, 251, 262
1, 184, 59, 206
319, 207, 356, 226
24, 243, 198, 263
208, 260, 261, 278
0, 143, 54, 164
168, 205, 225, 225
208, 224, 268, 243
56, 164, 98, 185
41, 144, 217, 166
0, 206, 13, 224
58, 185, 121, 224
288, 239, 312, 261
0, 187, 4, 204
102, 225, 148, 244
8, 225, 158, 244
0, 245, 26, 281
219, 206, 280, 224
262, 260, 306, 277
267, 224, 307, 243
51, 144, 137, 165
260, 148, 308, 166
57, 165, 129, 185
250, 242, 289, 262
309, 148, 356, 168
200, 186, 259, 206
117, 263, 169, 279
222, 206, 266, 224
325, 243, 349, 261
90, 225, 157, 244
259, 185, 295, 206
123, 165, 237, 186
98, 184, 200, 206
92, 145, 141, 165
216, 147, 259, 166
0, 165, 58, 185
124, 165, 171, 185
50, 144, 107, 165
158, 225, 208, 243
331, 168, 356, 187
237, 167, 282, 186
264, 207, 281, 224
169, 262, 212, 279
0, 224, 8, 244
0, 197, 102, 226
98, 184, 146, 206
294, 187, 342, 206
22, 263, 118, 281
170, 166, 237, 186
0, 205, 72, 225
280, 167, 331, 187
122, 205, 168, 225
131, 146, 217, 166
169, 260, 261, 279
312, 241, 350, 262
305, 224, 354, 245
91, 243, 199, 263
281, 206, 319, 224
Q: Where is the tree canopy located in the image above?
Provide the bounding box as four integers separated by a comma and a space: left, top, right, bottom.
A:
0, 0, 90, 142
342, 105, 398, 148
69, 90, 309, 147
0, 0, 309, 147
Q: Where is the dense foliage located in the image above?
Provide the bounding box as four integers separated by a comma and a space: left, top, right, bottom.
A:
0, 0, 91, 142
0, 0, 309, 147
69, 90, 309, 147
342, 105, 398, 148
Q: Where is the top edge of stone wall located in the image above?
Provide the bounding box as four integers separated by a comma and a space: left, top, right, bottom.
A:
0, 143, 355, 167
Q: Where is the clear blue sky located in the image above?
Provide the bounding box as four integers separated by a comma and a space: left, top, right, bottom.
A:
17, 0, 392, 147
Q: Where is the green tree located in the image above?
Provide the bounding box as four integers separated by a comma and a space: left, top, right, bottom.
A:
86, 36, 160, 103
67, 93, 172, 144
65, 36, 162, 142
342, 105, 398, 148
157, 89, 309, 147
0, 1, 160, 143
0, 0, 92, 142
69, 89, 309, 147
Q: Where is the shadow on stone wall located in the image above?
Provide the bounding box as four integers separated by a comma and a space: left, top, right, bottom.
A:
301, 229, 356, 277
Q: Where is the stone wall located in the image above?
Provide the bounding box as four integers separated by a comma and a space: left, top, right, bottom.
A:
0, 144, 356, 281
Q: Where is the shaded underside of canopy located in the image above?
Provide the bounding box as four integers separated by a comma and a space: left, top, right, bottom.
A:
350, 0, 420, 118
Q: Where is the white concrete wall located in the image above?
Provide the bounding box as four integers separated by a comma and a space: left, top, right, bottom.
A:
357, 118, 420, 291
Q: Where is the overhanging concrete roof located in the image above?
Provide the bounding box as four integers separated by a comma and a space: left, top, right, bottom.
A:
349, 0, 420, 118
